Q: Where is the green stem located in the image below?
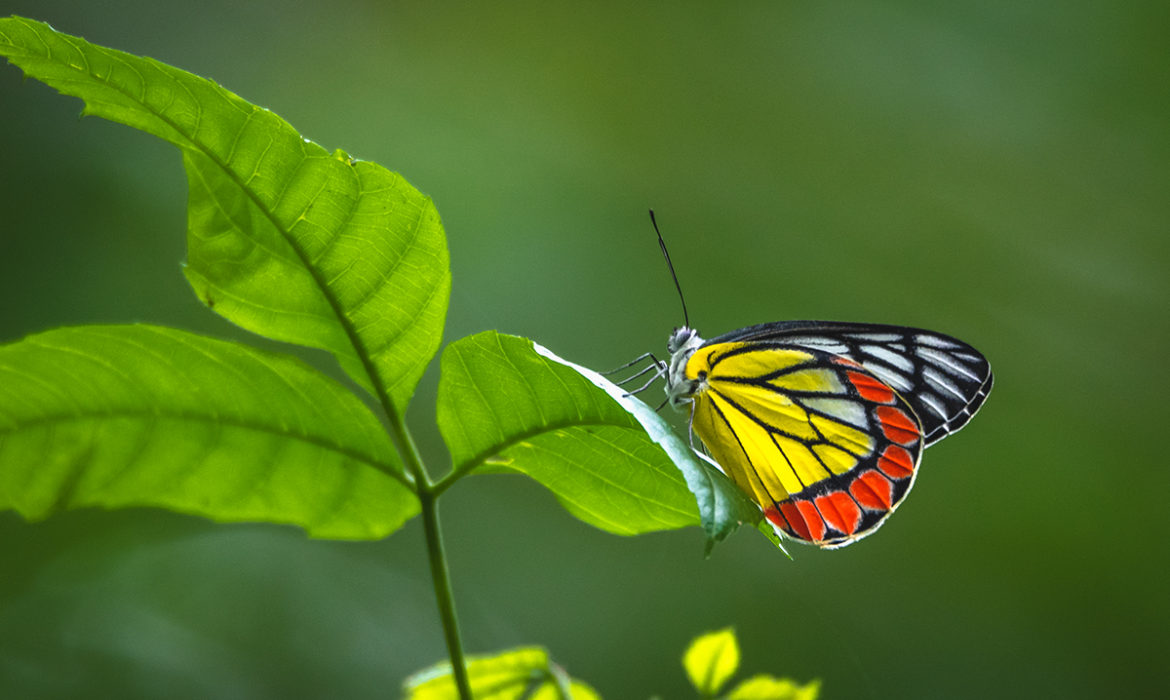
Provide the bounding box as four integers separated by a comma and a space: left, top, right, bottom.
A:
387, 411, 473, 700
419, 488, 473, 697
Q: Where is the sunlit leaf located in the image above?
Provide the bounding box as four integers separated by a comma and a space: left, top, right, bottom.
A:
535, 343, 768, 550
436, 330, 759, 547
0, 325, 416, 539
405, 646, 598, 700
724, 675, 821, 700
0, 16, 450, 413
436, 331, 699, 536
530, 681, 600, 700
683, 627, 740, 696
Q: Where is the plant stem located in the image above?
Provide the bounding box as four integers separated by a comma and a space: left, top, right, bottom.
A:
419, 488, 473, 697
387, 411, 473, 699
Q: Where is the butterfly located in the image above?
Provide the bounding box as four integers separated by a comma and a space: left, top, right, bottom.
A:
618, 213, 993, 548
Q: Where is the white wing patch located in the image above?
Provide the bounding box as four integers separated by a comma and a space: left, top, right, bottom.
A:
914, 333, 962, 349
864, 345, 916, 373
868, 365, 914, 393
845, 332, 902, 343
917, 347, 982, 381
918, 393, 948, 421
802, 396, 869, 430
923, 366, 965, 401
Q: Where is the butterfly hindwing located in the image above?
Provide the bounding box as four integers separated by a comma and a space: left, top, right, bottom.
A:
706, 321, 993, 446
685, 340, 925, 548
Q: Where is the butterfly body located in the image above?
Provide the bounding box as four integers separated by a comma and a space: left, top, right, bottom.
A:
663, 321, 992, 548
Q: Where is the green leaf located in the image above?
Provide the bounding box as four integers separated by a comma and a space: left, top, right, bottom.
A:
683, 627, 740, 697
538, 345, 763, 547
549, 351, 768, 551
405, 646, 599, 700
0, 325, 417, 539
0, 16, 450, 413
530, 681, 600, 700
724, 676, 821, 700
436, 331, 699, 536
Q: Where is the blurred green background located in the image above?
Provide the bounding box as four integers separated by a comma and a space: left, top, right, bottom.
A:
2, 1, 1167, 698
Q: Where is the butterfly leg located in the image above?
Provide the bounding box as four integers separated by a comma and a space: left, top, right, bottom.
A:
602, 352, 668, 397
686, 400, 698, 451
601, 352, 662, 376
622, 365, 669, 397
612, 359, 663, 386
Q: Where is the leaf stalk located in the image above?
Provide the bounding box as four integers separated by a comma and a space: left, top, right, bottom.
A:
387, 409, 473, 700
417, 487, 474, 699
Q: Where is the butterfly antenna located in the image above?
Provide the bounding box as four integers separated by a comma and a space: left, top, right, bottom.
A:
649, 209, 690, 328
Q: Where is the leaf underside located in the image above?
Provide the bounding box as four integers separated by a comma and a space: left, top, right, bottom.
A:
436, 331, 760, 540
0, 325, 417, 539
535, 340, 764, 547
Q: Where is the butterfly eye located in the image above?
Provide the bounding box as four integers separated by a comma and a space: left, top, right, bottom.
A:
668, 327, 696, 354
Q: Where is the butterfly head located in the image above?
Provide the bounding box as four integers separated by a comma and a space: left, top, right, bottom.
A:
666, 326, 705, 409
667, 326, 700, 354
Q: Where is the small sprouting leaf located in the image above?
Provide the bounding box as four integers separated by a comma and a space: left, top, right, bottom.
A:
530, 681, 601, 700
0, 16, 450, 413
405, 646, 598, 700
683, 627, 740, 697
724, 676, 821, 700
436, 331, 698, 535
0, 325, 417, 539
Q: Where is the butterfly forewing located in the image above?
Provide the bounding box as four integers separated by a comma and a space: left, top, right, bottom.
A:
706, 321, 993, 446
686, 341, 926, 548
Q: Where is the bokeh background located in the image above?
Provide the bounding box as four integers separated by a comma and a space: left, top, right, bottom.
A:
2, 2, 1167, 698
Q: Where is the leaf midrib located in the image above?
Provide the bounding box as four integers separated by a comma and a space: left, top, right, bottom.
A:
1, 406, 411, 488
35, 21, 412, 420
504, 431, 696, 518
445, 419, 647, 488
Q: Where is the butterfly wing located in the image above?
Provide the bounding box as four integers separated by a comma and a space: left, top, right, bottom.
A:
706, 321, 993, 446
686, 340, 925, 548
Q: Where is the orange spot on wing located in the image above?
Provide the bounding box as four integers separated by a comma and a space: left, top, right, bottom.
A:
796, 500, 827, 542
878, 444, 915, 479
850, 470, 893, 511
816, 491, 862, 536
876, 405, 920, 445
767, 508, 795, 540
847, 370, 895, 404
779, 502, 812, 540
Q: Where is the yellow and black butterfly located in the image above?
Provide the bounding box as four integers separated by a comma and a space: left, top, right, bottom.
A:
620, 212, 993, 548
